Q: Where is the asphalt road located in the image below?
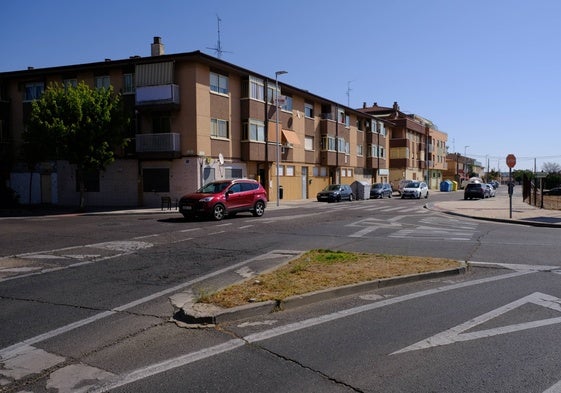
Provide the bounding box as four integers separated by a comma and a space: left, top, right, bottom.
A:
2, 189, 561, 392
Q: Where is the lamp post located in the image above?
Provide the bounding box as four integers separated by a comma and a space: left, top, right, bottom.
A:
275, 70, 287, 206
464, 145, 470, 179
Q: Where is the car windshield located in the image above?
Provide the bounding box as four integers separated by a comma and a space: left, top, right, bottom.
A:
407, 182, 420, 188
198, 182, 230, 194
372, 183, 383, 189
325, 185, 341, 191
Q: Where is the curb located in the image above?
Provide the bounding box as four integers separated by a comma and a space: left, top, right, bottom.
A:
425, 202, 561, 228
173, 264, 468, 326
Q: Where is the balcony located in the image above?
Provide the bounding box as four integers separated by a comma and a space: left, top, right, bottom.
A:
136, 133, 181, 159
135, 84, 180, 108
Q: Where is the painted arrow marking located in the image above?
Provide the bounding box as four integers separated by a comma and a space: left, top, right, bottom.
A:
392, 292, 561, 355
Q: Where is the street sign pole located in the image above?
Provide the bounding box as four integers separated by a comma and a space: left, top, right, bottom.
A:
506, 154, 516, 219
509, 168, 512, 218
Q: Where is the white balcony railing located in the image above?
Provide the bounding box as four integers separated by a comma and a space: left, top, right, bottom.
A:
135, 84, 180, 105
136, 133, 180, 153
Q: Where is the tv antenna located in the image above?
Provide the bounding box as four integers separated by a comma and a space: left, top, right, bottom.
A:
346, 81, 353, 106
207, 15, 231, 59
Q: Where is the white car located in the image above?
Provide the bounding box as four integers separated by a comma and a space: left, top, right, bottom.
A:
485, 183, 496, 197
401, 181, 429, 199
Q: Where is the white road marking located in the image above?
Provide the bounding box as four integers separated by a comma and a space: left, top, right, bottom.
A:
0, 250, 299, 360
393, 292, 561, 354
87, 241, 152, 252
92, 269, 533, 392
238, 320, 278, 327
349, 227, 378, 238
235, 266, 254, 279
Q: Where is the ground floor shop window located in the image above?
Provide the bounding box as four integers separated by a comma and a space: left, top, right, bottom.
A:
143, 168, 169, 192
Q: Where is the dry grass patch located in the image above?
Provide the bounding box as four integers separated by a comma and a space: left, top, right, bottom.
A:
199, 249, 460, 308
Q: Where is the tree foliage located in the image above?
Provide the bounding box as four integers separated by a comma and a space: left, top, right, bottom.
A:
23, 82, 129, 209
542, 161, 561, 174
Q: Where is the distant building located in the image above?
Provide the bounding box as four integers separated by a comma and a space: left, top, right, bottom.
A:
359, 102, 448, 190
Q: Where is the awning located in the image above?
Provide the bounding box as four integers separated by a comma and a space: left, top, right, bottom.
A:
282, 129, 301, 145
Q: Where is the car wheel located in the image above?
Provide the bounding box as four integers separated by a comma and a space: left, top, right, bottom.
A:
388, 193, 392, 198
212, 204, 225, 221
417, 193, 421, 199
425, 192, 429, 199
349, 194, 354, 202
337, 195, 341, 202
252, 200, 265, 217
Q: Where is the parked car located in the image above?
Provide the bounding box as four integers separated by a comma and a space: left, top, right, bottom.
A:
464, 183, 490, 199
489, 180, 500, 189
370, 183, 393, 199
400, 181, 429, 199
178, 179, 267, 221
543, 187, 561, 196
317, 184, 354, 202
394, 179, 413, 195
485, 183, 496, 197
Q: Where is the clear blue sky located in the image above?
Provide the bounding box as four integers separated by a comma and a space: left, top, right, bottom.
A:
3, 0, 560, 171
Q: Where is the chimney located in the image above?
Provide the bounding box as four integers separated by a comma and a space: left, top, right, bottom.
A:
151, 36, 164, 56
392, 101, 399, 111
362, 102, 367, 108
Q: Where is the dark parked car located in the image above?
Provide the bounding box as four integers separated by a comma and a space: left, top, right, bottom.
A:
178, 179, 267, 221
317, 184, 354, 202
464, 183, 490, 200
544, 187, 561, 196
370, 183, 393, 199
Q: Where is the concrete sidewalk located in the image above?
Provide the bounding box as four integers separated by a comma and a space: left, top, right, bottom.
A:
428, 189, 561, 227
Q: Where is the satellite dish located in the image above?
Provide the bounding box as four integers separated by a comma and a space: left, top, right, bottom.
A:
218, 153, 224, 165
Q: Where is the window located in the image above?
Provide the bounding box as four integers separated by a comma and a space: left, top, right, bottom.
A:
94, 75, 110, 89
63, 79, 77, 90
143, 168, 169, 192
210, 72, 229, 94
224, 168, 243, 178
379, 146, 386, 158
249, 76, 264, 101
345, 114, 350, 127
276, 165, 284, 176
338, 108, 345, 124
152, 116, 171, 133
281, 95, 293, 112
285, 166, 295, 176
337, 137, 348, 153
123, 73, 135, 94
211, 118, 229, 138
243, 120, 265, 142
75, 169, 100, 192
304, 136, 314, 151
24, 82, 44, 101
304, 103, 314, 118
266, 85, 279, 104
373, 121, 387, 135
321, 136, 336, 151
357, 144, 363, 156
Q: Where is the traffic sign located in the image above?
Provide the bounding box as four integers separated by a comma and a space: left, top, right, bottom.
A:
506, 154, 516, 168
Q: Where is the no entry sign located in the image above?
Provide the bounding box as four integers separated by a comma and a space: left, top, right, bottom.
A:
506, 154, 516, 168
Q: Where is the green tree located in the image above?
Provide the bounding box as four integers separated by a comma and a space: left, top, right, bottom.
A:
513, 169, 533, 184
23, 82, 129, 210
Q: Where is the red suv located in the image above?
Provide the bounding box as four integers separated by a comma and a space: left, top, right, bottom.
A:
178, 179, 267, 221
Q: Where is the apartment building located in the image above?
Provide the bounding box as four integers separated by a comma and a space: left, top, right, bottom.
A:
0, 37, 391, 207
359, 102, 448, 190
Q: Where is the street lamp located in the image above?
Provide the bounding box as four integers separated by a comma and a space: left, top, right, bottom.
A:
275, 70, 287, 206
464, 145, 469, 179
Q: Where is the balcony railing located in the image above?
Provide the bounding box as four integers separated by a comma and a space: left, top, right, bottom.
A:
136, 84, 180, 106
136, 133, 180, 158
